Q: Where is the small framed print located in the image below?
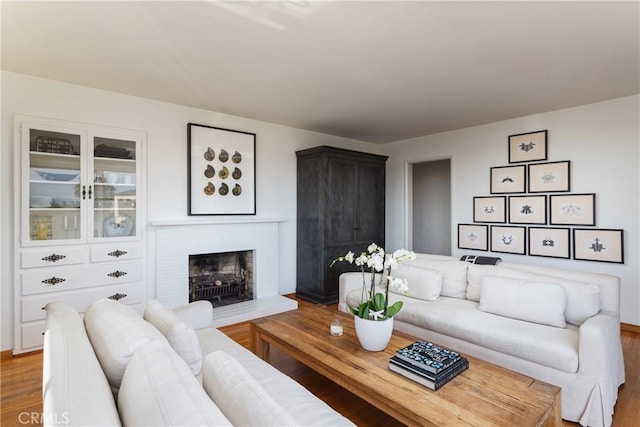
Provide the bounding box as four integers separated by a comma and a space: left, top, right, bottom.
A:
550, 193, 596, 226
473, 196, 506, 223
528, 227, 570, 259
508, 195, 547, 224
458, 224, 488, 251
490, 165, 526, 194
573, 228, 624, 264
508, 130, 547, 163
528, 160, 570, 193
490, 225, 526, 255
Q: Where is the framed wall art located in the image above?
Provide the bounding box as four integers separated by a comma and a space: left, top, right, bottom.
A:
528, 227, 570, 259
508, 195, 547, 224
549, 193, 596, 226
490, 225, 526, 255
508, 130, 547, 163
573, 228, 624, 264
490, 165, 526, 194
473, 196, 506, 223
528, 160, 570, 193
187, 123, 256, 215
458, 224, 488, 251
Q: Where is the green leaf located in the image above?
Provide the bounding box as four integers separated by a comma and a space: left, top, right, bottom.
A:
386, 301, 404, 318
358, 302, 369, 319
372, 293, 385, 311
347, 304, 359, 316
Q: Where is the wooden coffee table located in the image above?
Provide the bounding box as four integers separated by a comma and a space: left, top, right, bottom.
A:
250, 306, 561, 427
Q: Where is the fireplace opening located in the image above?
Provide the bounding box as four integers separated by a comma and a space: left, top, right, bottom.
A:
188, 250, 254, 307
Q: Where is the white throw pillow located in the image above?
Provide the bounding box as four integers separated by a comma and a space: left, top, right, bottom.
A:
203, 350, 298, 426
118, 341, 232, 426
84, 298, 168, 392
387, 257, 468, 299
467, 264, 600, 326
144, 300, 203, 376
389, 264, 443, 301
478, 275, 568, 328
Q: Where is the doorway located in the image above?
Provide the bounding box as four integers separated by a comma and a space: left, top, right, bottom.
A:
410, 159, 451, 255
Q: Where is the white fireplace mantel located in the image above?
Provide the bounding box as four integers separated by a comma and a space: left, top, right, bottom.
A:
151, 217, 295, 323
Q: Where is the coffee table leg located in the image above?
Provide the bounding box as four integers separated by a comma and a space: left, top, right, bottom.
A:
250, 321, 270, 362
542, 391, 562, 427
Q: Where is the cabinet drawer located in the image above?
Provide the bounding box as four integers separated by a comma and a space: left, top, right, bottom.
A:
22, 321, 46, 350
21, 282, 143, 322
21, 247, 87, 268
22, 261, 142, 295
90, 243, 142, 263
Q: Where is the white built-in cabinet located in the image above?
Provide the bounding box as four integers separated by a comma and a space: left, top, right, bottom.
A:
13, 115, 147, 354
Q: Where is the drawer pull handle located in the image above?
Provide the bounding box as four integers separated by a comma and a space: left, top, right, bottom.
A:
42, 277, 66, 286
42, 253, 66, 262
108, 270, 127, 279
107, 249, 128, 258
108, 292, 127, 301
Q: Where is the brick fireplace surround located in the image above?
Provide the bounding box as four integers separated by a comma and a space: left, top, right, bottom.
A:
151, 218, 296, 326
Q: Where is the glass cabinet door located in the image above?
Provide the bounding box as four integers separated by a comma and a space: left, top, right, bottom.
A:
90, 134, 139, 240
26, 127, 83, 243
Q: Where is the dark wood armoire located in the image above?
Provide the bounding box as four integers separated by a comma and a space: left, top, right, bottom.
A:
296, 146, 388, 304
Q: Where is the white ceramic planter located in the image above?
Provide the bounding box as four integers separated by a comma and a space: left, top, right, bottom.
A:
354, 315, 394, 351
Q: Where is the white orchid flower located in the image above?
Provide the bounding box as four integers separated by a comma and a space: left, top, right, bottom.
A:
355, 254, 368, 267
344, 251, 355, 263
388, 276, 409, 294
367, 243, 378, 253
368, 252, 385, 272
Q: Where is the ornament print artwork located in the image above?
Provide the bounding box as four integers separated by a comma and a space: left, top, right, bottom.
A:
520, 204, 533, 215
560, 203, 582, 218
501, 234, 514, 245
484, 206, 495, 214
519, 141, 535, 152
542, 238, 555, 247
202, 146, 243, 197
466, 232, 478, 242
589, 238, 605, 253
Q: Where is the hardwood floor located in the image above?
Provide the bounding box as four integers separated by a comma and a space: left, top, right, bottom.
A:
1, 297, 638, 426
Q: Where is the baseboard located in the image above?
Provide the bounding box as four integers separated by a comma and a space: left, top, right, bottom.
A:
621, 322, 640, 334
1, 349, 13, 359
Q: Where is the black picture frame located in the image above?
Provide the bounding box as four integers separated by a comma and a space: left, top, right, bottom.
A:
490, 165, 526, 194
490, 225, 526, 255
508, 130, 548, 163
473, 196, 506, 223
508, 195, 547, 225
549, 193, 596, 226
528, 227, 571, 259
573, 228, 624, 264
528, 160, 571, 193
187, 123, 256, 215
458, 224, 489, 251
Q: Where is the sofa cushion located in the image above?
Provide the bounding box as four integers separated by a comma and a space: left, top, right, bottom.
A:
43, 302, 122, 427
389, 264, 443, 301
355, 291, 580, 373
479, 276, 567, 328
390, 256, 468, 299
203, 350, 298, 426
467, 264, 600, 326
144, 300, 203, 376
118, 341, 231, 426
84, 299, 168, 392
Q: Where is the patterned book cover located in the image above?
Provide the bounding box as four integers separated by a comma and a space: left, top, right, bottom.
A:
389, 358, 469, 390
389, 355, 468, 381
395, 340, 463, 374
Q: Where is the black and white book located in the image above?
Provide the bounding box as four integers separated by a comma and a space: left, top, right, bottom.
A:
395, 340, 463, 374
389, 358, 469, 390
389, 355, 468, 381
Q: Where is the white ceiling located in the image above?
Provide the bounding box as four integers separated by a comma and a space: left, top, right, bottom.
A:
2, 1, 639, 143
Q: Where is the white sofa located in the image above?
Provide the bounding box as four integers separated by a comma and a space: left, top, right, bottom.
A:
42, 298, 354, 427
338, 253, 625, 427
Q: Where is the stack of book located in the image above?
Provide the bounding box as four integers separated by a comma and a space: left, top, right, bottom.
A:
389, 340, 469, 390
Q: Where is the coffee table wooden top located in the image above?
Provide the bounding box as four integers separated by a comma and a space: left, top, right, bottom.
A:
250, 306, 561, 427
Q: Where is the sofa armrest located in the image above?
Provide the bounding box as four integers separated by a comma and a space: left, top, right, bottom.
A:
578, 313, 625, 381
338, 272, 381, 313
173, 300, 214, 330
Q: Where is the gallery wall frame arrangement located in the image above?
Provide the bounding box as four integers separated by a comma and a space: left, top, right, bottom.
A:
458, 224, 488, 251
549, 193, 596, 226
508, 195, 547, 225
573, 228, 624, 264
473, 196, 506, 223
528, 227, 571, 259
508, 130, 547, 163
187, 123, 256, 215
490, 225, 526, 255
528, 160, 571, 193
490, 165, 526, 194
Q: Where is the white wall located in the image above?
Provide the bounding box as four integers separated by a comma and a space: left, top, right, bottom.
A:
0, 71, 382, 351
383, 95, 640, 325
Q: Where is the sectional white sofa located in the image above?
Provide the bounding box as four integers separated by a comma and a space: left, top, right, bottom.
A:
339, 253, 625, 427
42, 298, 353, 426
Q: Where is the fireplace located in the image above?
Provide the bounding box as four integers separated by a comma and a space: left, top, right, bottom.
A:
189, 250, 253, 307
